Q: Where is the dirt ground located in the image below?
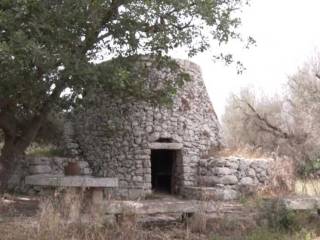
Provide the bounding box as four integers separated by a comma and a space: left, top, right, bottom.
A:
0, 194, 39, 219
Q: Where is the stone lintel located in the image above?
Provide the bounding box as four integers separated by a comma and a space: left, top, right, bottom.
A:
149, 142, 183, 150
25, 174, 118, 188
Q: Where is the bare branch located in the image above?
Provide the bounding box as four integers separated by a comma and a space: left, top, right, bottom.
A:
243, 101, 291, 139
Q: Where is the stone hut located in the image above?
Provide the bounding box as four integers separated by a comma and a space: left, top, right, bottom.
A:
67, 59, 222, 199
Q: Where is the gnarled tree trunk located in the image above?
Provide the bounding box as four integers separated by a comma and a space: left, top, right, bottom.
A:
0, 139, 25, 192
0, 116, 46, 192
0, 80, 66, 192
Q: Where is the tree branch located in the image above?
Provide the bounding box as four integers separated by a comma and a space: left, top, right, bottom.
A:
243, 101, 291, 139
82, 0, 125, 54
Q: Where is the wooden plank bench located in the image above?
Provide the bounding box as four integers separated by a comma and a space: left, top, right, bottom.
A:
25, 174, 118, 204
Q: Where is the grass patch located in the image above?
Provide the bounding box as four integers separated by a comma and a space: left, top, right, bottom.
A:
1, 192, 320, 240
295, 179, 320, 196
26, 144, 65, 157
212, 228, 316, 240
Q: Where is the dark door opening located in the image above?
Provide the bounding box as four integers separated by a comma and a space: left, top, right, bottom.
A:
151, 149, 176, 193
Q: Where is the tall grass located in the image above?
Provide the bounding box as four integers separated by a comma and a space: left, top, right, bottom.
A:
0, 191, 205, 240
295, 179, 320, 196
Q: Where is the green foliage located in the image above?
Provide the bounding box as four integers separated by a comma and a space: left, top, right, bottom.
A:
298, 158, 320, 177
26, 144, 64, 157
211, 227, 316, 240
0, 0, 248, 113
267, 206, 299, 232
0, 0, 250, 156
245, 228, 315, 240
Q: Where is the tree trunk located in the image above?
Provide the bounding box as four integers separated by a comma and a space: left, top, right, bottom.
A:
0, 78, 64, 192
0, 119, 43, 192
0, 138, 25, 192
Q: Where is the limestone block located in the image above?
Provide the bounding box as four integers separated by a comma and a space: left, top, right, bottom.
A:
133, 176, 143, 182
29, 157, 51, 165
146, 126, 153, 133
198, 176, 220, 186
209, 158, 225, 167
247, 168, 256, 177
82, 168, 92, 175
128, 189, 146, 199
220, 175, 238, 185
279, 197, 320, 210
79, 161, 89, 168
238, 160, 250, 171
225, 160, 239, 169
25, 174, 118, 187
239, 177, 254, 186
215, 188, 239, 201
29, 165, 52, 174
213, 167, 237, 176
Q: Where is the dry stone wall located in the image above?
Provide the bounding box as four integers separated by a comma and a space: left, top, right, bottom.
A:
9, 156, 92, 194
198, 156, 271, 187
27, 156, 92, 176
182, 156, 274, 200
71, 59, 222, 199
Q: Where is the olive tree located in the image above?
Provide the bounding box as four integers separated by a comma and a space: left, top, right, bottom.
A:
222, 55, 320, 166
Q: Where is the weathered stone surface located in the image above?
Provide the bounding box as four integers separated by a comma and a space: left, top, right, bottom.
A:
64, 59, 222, 199
181, 186, 239, 201
213, 167, 237, 176
25, 174, 118, 188
198, 156, 277, 200
213, 188, 239, 201
149, 142, 183, 150
103, 199, 217, 214
279, 197, 320, 210
240, 177, 255, 186
29, 165, 52, 174
220, 175, 238, 185
29, 157, 51, 165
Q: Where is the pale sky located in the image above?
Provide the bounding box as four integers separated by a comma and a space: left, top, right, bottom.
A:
173, 0, 320, 119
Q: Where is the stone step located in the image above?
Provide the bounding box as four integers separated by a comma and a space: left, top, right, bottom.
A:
102, 199, 247, 215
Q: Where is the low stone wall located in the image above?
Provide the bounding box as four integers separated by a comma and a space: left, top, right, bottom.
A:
8, 156, 92, 194
182, 156, 274, 200
27, 157, 92, 176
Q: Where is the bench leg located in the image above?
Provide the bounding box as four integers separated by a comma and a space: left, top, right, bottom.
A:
92, 188, 104, 205
63, 187, 81, 221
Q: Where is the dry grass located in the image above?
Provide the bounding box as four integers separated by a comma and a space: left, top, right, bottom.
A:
0, 191, 210, 240
295, 179, 320, 196
213, 146, 273, 159
1, 190, 319, 240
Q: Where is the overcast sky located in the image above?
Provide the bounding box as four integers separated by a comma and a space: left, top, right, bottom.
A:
173, 0, 320, 119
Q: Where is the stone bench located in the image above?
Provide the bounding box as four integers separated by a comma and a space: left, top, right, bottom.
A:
25, 174, 118, 204
277, 196, 320, 210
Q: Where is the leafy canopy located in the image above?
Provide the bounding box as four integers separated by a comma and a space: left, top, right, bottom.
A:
0, 0, 248, 118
